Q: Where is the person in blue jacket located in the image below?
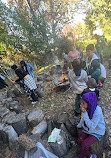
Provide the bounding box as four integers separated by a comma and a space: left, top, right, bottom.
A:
77, 92, 105, 158
20, 60, 35, 78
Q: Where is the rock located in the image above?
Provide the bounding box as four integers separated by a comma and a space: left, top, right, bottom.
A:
60, 124, 73, 149
45, 76, 53, 81
35, 88, 45, 98
2, 97, 12, 104
12, 88, 22, 97
0, 91, 7, 102
31, 120, 47, 136
36, 81, 44, 89
29, 133, 41, 143
49, 66, 57, 75
27, 108, 44, 127
0, 107, 10, 118
37, 74, 45, 81
63, 144, 78, 158
53, 111, 69, 126
65, 117, 80, 137
18, 134, 37, 154
3, 113, 28, 135
3, 125, 18, 149
7, 89, 15, 98
50, 135, 68, 157
9, 101, 21, 113
0, 123, 18, 149
16, 145, 25, 158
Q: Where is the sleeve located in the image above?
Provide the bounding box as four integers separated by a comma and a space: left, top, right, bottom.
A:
91, 68, 101, 81
77, 118, 84, 128
15, 70, 24, 82
81, 111, 100, 130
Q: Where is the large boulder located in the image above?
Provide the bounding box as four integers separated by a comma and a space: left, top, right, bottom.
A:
18, 134, 37, 154
0, 91, 7, 102
0, 107, 10, 118
31, 120, 47, 137
3, 113, 28, 135
65, 117, 80, 137
0, 123, 18, 149
27, 108, 44, 128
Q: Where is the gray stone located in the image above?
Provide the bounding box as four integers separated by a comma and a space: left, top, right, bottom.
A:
7, 89, 15, 98
0, 107, 10, 118
27, 108, 44, 127
2, 97, 12, 104
0, 123, 18, 149
13, 88, 22, 97
31, 120, 47, 136
36, 81, 44, 89
0, 91, 7, 102
9, 101, 21, 113
3, 113, 28, 135
35, 88, 45, 98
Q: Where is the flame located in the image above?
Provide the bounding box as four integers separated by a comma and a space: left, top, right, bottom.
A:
60, 72, 68, 82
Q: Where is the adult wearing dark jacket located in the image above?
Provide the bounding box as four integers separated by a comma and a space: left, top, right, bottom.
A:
11, 65, 38, 104
85, 44, 101, 83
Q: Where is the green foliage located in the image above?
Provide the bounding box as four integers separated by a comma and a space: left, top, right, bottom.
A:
103, 41, 111, 58
56, 36, 73, 55
75, 39, 96, 52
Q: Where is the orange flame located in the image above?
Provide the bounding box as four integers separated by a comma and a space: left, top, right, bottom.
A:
60, 72, 68, 82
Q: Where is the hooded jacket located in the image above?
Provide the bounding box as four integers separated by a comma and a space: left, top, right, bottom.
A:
86, 53, 101, 82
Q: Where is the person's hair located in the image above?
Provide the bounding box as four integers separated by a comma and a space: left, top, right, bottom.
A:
72, 59, 81, 72
86, 44, 94, 52
11, 64, 17, 70
87, 78, 97, 88
81, 60, 86, 69
20, 60, 26, 65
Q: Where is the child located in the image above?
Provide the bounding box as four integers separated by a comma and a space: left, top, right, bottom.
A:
81, 78, 99, 99
68, 59, 88, 116
77, 92, 105, 158
20, 60, 35, 78
11, 65, 38, 104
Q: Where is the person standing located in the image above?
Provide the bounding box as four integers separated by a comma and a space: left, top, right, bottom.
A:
20, 60, 35, 78
68, 45, 80, 63
11, 65, 38, 104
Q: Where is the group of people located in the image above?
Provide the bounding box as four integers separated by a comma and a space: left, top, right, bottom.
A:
0, 39, 107, 158
61, 43, 106, 158
11, 60, 39, 104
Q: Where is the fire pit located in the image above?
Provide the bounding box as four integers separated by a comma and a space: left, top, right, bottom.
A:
54, 73, 70, 89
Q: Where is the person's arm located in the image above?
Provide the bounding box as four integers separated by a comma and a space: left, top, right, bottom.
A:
77, 118, 84, 128
81, 110, 100, 130
15, 69, 24, 83
91, 68, 101, 81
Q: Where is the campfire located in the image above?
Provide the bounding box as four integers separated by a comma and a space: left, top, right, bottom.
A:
60, 72, 68, 83
54, 72, 70, 89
